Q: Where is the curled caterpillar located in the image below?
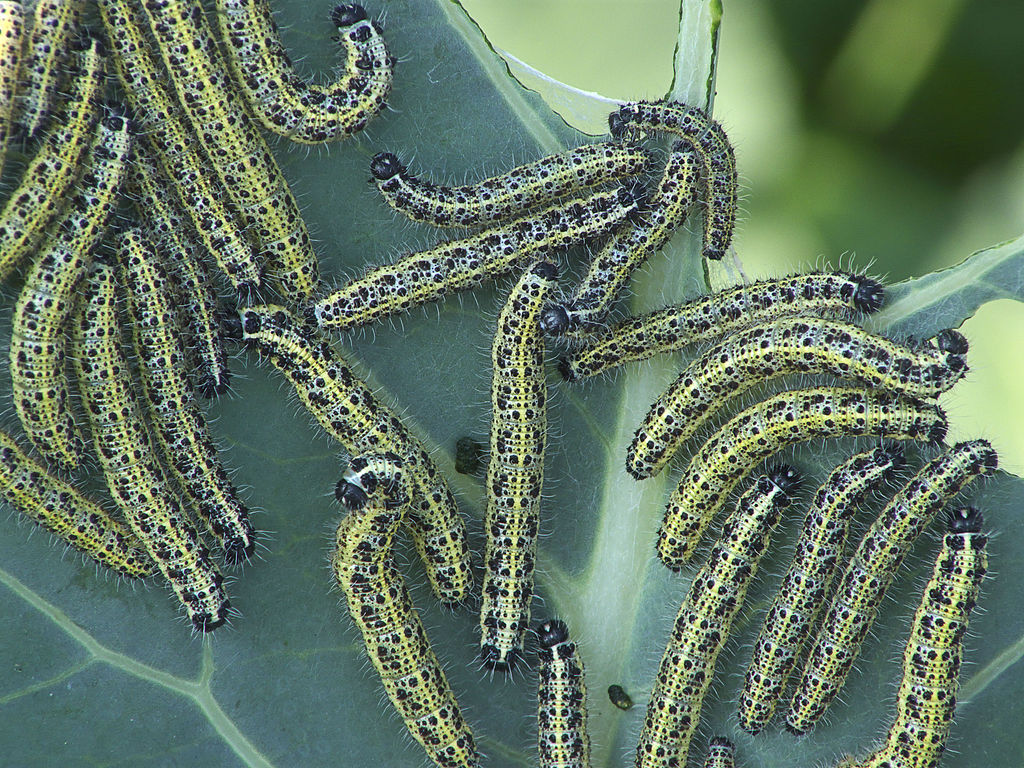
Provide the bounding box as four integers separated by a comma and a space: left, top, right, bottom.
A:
479, 262, 557, 669
0, 428, 155, 579
610, 100, 737, 260
636, 468, 799, 768
787, 439, 997, 735
216, 1, 392, 143
73, 258, 229, 632
536, 619, 591, 768
628, 319, 968, 480
836, 506, 988, 768
738, 446, 905, 734
332, 453, 480, 768
657, 386, 947, 570
371, 141, 648, 228
11, 105, 131, 472
540, 142, 701, 335
232, 304, 472, 604
559, 270, 885, 381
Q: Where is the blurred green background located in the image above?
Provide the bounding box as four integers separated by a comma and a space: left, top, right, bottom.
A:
461, 0, 1024, 475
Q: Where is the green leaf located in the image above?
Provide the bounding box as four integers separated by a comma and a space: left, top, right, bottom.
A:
2, 1, 1022, 767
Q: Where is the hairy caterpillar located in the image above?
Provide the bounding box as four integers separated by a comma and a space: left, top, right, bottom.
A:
702, 738, 736, 768
479, 262, 556, 669
135, 0, 319, 300
738, 446, 905, 734
536, 619, 591, 768
0, 36, 104, 283
73, 258, 229, 632
540, 143, 701, 336
216, 1, 392, 143
657, 387, 947, 570
11, 105, 131, 472
628, 319, 967, 480
332, 453, 480, 768
232, 304, 472, 604
0, 428, 155, 579
786, 439, 997, 735
310, 186, 637, 332
371, 141, 648, 228
559, 270, 886, 381
636, 468, 800, 768
836, 507, 988, 768
96, 0, 262, 298
12, 0, 84, 140
120, 228, 256, 566
0, 0, 24, 175
128, 153, 231, 398
610, 100, 737, 261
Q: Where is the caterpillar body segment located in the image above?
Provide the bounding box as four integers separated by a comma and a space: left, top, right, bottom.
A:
610, 100, 738, 261
836, 507, 987, 768
628, 318, 968, 480
128, 153, 231, 398
657, 387, 947, 570
738, 446, 905, 734
135, 0, 319, 300
310, 186, 637, 332
540, 143, 700, 336
11, 106, 132, 472
96, 0, 263, 297
787, 440, 997, 734
0, 428, 155, 578
216, 0, 393, 143
0, 36, 104, 283
119, 228, 256, 565
636, 468, 799, 768
371, 141, 648, 228
333, 453, 480, 768
536, 619, 591, 768
559, 270, 885, 381
73, 259, 229, 632
479, 262, 556, 669
236, 304, 472, 604
0, 0, 23, 177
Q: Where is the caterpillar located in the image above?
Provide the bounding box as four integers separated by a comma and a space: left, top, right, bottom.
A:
558, 270, 886, 381
610, 100, 738, 261
10, 105, 132, 472
310, 186, 637, 332
332, 453, 480, 768
607, 684, 634, 711
479, 262, 556, 669
539, 142, 701, 336
628, 319, 968, 480
128, 152, 231, 398
536, 619, 591, 768
702, 738, 736, 768
0, 0, 24, 175
215, 1, 393, 143
636, 468, 800, 768
119, 227, 256, 566
73, 258, 229, 633
232, 303, 472, 604
657, 387, 947, 570
96, 0, 263, 299
135, 0, 319, 300
12, 0, 84, 140
371, 141, 648, 228
0, 36, 104, 283
737, 446, 905, 735
0, 428, 155, 579
836, 506, 988, 768
786, 439, 998, 735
